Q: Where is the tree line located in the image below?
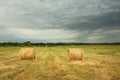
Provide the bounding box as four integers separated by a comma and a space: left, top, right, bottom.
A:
0, 41, 120, 47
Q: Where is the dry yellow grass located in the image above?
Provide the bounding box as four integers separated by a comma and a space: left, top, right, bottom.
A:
0, 45, 120, 80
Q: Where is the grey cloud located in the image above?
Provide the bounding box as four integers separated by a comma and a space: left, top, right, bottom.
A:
65, 11, 120, 31
0, 0, 120, 42
73, 29, 120, 43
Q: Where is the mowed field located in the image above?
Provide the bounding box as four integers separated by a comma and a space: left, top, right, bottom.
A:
0, 45, 120, 80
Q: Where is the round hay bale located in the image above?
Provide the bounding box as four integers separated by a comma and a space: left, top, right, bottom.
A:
19, 48, 35, 60
93, 47, 97, 50
68, 48, 84, 61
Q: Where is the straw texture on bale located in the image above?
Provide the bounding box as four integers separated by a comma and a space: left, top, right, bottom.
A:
68, 48, 84, 61
19, 48, 35, 60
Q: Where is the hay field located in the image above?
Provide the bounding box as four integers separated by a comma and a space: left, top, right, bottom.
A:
0, 45, 120, 80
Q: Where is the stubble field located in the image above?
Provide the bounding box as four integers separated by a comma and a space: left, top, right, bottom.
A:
0, 45, 120, 80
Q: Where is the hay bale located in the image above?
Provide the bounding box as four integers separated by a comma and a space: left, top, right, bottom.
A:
19, 48, 35, 60
93, 47, 97, 50
68, 48, 84, 61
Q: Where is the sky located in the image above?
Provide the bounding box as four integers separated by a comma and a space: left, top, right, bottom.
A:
0, 0, 120, 43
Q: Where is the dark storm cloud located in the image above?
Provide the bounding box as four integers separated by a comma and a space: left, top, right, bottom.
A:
0, 0, 120, 42
64, 10, 120, 31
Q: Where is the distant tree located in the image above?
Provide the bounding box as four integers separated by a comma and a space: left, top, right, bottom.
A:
23, 41, 32, 46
